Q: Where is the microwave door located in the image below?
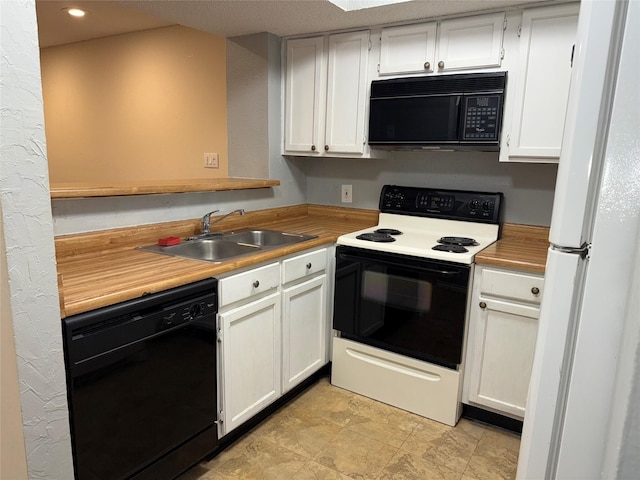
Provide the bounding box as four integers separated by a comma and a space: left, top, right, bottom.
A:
368, 95, 461, 145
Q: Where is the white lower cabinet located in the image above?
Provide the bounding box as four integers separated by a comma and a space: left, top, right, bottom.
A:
217, 248, 330, 436
464, 265, 544, 419
218, 291, 281, 435
282, 274, 327, 393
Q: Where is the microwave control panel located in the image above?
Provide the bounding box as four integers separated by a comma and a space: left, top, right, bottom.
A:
461, 95, 502, 142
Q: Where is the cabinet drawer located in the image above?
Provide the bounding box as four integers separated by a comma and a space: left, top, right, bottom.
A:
282, 248, 327, 284
219, 263, 280, 308
480, 267, 544, 304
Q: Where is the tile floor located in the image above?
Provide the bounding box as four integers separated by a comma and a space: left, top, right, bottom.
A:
179, 377, 520, 480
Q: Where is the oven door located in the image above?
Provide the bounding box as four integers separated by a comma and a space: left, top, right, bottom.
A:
333, 246, 470, 369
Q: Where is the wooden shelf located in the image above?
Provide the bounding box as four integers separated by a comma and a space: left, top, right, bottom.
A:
50, 177, 280, 199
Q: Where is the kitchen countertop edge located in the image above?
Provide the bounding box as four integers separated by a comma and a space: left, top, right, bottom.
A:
57, 205, 378, 317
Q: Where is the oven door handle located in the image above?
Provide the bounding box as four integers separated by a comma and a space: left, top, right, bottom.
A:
338, 253, 461, 277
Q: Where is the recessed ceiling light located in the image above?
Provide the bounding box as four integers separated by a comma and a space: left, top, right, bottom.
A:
328, 0, 413, 12
64, 7, 88, 18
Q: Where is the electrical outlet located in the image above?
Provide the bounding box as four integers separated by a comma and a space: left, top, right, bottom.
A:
341, 184, 353, 203
204, 153, 219, 169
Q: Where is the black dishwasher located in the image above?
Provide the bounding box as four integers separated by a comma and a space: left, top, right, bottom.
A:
63, 278, 218, 480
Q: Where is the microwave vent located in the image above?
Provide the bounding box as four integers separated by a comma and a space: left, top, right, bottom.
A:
371, 72, 506, 98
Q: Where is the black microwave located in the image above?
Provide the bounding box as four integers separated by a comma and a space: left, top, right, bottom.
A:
368, 71, 507, 151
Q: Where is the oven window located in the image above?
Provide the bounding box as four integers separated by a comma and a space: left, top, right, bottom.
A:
334, 247, 470, 369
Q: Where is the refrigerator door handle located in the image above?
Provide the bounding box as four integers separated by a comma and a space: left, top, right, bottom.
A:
551, 243, 591, 259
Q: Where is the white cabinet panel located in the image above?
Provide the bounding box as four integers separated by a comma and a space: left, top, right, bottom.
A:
379, 22, 437, 75
217, 247, 333, 436
325, 31, 370, 155
464, 265, 543, 419
378, 14, 504, 77
284, 32, 371, 157
284, 37, 325, 153
501, 3, 579, 162
282, 248, 327, 285
219, 292, 281, 435
437, 13, 505, 72
218, 262, 280, 308
282, 275, 327, 393
467, 298, 539, 418
480, 267, 544, 305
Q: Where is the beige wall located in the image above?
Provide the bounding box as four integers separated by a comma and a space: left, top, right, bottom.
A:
0, 208, 29, 480
41, 25, 229, 183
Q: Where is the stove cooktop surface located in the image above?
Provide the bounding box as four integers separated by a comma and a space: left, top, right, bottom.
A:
337, 185, 503, 264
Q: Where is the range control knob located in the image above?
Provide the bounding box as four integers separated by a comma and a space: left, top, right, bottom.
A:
482, 201, 493, 211
470, 199, 480, 211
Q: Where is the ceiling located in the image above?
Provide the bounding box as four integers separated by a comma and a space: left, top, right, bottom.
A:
36, 0, 543, 48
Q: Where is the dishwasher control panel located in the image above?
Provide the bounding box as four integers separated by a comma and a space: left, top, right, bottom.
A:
159, 294, 218, 330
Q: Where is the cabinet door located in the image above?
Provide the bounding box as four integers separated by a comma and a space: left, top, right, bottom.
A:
503, 4, 579, 161
219, 292, 281, 435
436, 13, 505, 72
379, 22, 437, 75
467, 297, 539, 418
324, 31, 369, 155
284, 36, 325, 154
282, 274, 327, 393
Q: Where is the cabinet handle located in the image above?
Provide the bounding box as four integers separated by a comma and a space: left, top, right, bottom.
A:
531, 287, 540, 295
424, 61, 431, 70
311, 145, 316, 152
438, 60, 445, 69
253, 280, 260, 288
324, 145, 329, 151
479, 301, 487, 309
306, 262, 312, 269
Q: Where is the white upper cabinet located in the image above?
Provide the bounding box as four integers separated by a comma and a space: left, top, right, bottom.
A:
378, 13, 505, 76
379, 22, 437, 75
325, 31, 370, 155
284, 37, 325, 154
284, 31, 370, 157
500, 3, 580, 163
436, 13, 505, 72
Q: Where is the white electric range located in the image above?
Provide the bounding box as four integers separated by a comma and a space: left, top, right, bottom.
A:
331, 185, 503, 426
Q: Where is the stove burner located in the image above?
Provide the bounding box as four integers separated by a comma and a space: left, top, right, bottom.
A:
432, 244, 469, 253
374, 228, 403, 235
438, 236, 479, 247
356, 232, 396, 243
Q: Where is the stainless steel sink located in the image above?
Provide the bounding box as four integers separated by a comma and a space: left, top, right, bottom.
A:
137, 229, 317, 263
138, 238, 260, 263
222, 229, 315, 247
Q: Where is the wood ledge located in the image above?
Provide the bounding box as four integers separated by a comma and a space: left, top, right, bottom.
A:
50, 177, 280, 198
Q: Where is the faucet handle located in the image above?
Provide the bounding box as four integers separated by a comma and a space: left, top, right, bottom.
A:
201, 209, 220, 234
203, 209, 220, 220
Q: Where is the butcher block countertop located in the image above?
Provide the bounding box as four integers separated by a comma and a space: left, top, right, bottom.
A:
55, 205, 378, 318
475, 223, 550, 274
50, 177, 280, 198
56, 207, 549, 318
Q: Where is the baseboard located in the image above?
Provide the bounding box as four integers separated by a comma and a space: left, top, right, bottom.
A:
462, 403, 523, 434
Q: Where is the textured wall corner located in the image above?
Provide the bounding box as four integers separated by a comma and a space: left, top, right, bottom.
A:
0, 1, 74, 478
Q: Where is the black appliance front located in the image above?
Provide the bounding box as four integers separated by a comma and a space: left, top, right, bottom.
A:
63, 278, 218, 480
333, 246, 470, 370
368, 71, 506, 149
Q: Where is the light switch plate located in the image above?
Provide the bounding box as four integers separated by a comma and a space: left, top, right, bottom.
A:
204, 153, 219, 168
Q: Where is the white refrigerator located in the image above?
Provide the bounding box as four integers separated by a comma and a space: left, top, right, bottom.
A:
517, 0, 640, 479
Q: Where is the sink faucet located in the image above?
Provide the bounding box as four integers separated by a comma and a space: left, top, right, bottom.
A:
201, 209, 245, 235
